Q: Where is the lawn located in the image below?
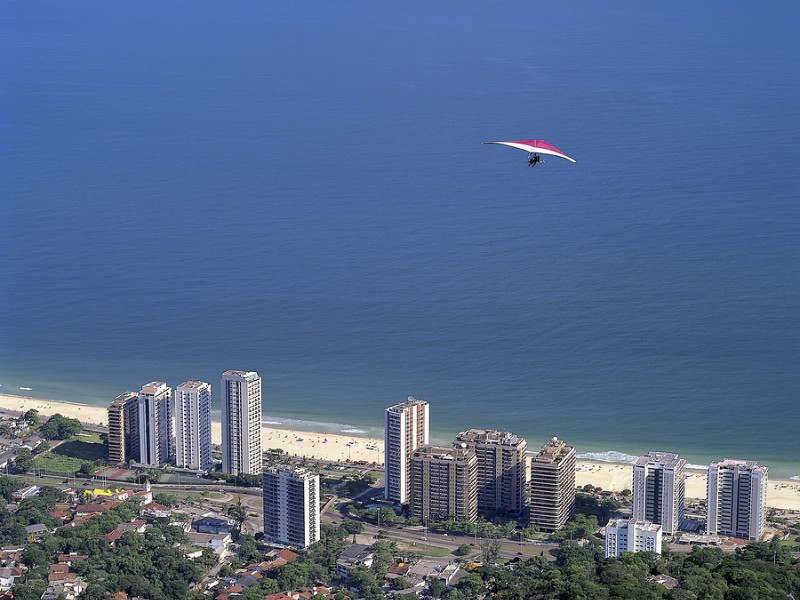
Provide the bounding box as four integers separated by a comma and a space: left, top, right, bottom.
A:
393, 538, 454, 558
32, 433, 106, 475
33, 453, 85, 476
52, 439, 106, 462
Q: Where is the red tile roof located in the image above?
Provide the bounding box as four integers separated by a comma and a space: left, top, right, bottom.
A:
276, 549, 300, 562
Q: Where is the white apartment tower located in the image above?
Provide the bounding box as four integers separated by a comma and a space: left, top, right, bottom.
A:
220, 370, 263, 475
175, 381, 213, 471
384, 396, 429, 503
262, 466, 320, 548
632, 451, 686, 535
706, 459, 768, 540
454, 429, 529, 516
605, 518, 663, 558
137, 381, 173, 466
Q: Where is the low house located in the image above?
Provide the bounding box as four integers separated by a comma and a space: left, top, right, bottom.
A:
25, 523, 49, 539
57, 553, 89, 565
386, 562, 411, 580
41, 580, 87, 600
141, 502, 171, 519
12, 485, 40, 501
105, 520, 147, 545
68, 513, 98, 528
193, 515, 235, 534
186, 531, 232, 558
336, 544, 374, 581
406, 559, 450, 588
437, 564, 469, 587
0, 567, 23, 591
74, 501, 122, 518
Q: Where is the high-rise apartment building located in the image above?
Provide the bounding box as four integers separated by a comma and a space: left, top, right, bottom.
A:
107, 391, 139, 464
454, 429, 528, 516
262, 466, 320, 548
220, 370, 263, 475
605, 518, 663, 558
384, 396, 429, 503
530, 437, 576, 532
632, 451, 686, 535
174, 381, 212, 471
137, 381, 173, 466
706, 459, 768, 540
409, 444, 478, 522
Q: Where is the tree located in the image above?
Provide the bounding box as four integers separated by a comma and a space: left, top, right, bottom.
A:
348, 567, 382, 600
0, 475, 23, 501
9, 579, 47, 600
392, 576, 412, 590
341, 519, 364, 534
480, 537, 502, 564
23, 409, 40, 427
457, 543, 472, 556
429, 577, 447, 598
79, 462, 98, 477
78, 582, 109, 599
456, 573, 487, 600
13, 448, 34, 473
22, 544, 48, 567
153, 492, 178, 507
39, 414, 82, 440
225, 495, 247, 531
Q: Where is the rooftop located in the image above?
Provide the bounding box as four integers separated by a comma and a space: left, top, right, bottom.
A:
412, 444, 474, 462
636, 451, 685, 469
140, 381, 168, 394
532, 437, 574, 463
176, 380, 211, 390
711, 458, 768, 473
455, 429, 525, 447
387, 395, 428, 412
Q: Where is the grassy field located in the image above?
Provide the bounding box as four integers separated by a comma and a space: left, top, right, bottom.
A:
32, 430, 106, 475
33, 453, 85, 475
52, 439, 106, 462
392, 538, 454, 558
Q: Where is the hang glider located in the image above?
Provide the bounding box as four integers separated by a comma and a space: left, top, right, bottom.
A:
483, 139, 577, 166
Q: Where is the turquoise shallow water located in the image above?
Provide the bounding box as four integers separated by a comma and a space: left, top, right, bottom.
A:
1, 1, 799, 477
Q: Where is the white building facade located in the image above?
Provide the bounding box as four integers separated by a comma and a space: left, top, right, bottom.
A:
605, 518, 663, 558
220, 370, 263, 475
262, 466, 320, 548
706, 459, 768, 540
137, 381, 172, 466
632, 451, 686, 535
175, 381, 212, 470
384, 396, 429, 503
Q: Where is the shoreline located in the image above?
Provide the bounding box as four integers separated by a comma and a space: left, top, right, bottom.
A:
1, 392, 798, 511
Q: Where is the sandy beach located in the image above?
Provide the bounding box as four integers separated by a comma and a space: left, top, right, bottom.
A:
2, 392, 798, 511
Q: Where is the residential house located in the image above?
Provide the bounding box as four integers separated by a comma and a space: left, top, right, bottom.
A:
0, 567, 23, 591
336, 544, 374, 581
186, 531, 232, 558
24, 523, 49, 539
141, 502, 171, 519
193, 515, 235, 534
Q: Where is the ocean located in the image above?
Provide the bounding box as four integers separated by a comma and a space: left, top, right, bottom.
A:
1, 1, 798, 477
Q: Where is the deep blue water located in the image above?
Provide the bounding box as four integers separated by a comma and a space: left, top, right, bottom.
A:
1, 1, 799, 477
